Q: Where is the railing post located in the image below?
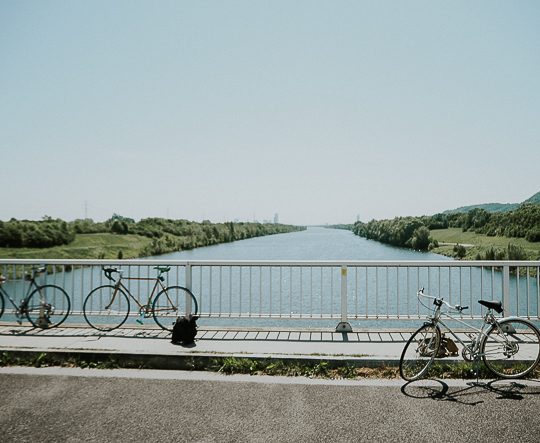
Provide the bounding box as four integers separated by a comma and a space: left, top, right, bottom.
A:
185, 263, 193, 315
503, 264, 510, 315
336, 265, 352, 332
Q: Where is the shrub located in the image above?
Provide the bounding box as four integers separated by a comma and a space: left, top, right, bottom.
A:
453, 244, 466, 259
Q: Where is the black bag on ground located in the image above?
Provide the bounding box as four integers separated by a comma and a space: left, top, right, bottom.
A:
171, 314, 199, 344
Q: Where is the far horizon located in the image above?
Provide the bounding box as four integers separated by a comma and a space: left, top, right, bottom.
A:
2, 188, 538, 227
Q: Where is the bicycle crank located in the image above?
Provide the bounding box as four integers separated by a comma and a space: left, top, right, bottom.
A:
461, 346, 474, 362
138, 305, 152, 318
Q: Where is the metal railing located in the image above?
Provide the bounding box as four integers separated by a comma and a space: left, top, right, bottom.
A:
0, 259, 539, 330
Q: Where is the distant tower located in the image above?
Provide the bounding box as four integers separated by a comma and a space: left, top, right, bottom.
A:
274, 213, 279, 224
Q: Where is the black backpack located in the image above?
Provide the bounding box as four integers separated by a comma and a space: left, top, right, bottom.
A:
171, 314, 199, 345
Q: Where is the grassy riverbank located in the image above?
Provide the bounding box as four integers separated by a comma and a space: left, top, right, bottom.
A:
0, 226, 304, 260
430, 228, 540, 260
0, 217, 305, 260
0, 234, 152, 260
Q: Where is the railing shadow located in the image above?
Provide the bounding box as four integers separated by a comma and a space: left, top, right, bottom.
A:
401, 378, 540, 405
0, 324, 411, 343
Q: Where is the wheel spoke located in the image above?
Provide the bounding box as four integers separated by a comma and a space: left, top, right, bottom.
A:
482, 319, 540, 378
83, 285, 130, 331
400, 324, 440, 381
25, 285, 70, 328
153, 286, 198, 331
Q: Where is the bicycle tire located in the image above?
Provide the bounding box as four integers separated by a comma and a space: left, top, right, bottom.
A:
481, 318, 540, 379
399, 323, 441, 381
25, 285, 71, 328
83, 285, 130, 332
0, 291, 4, 319
152, 286, 199, 331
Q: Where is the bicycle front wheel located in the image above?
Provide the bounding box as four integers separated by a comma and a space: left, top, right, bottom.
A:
0, 291, 5, 319
399, 323, 441, 381
152, 286, 199, 331
25, 285, 71, 328
481, 319, 540, 378
83, 285, 130, 332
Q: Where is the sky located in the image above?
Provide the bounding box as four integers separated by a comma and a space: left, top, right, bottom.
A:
1, 1, 539, 226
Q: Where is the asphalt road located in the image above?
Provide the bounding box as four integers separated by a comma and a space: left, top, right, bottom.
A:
1, 368, 539, 442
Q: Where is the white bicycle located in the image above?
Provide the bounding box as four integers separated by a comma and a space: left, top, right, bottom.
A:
399, 288, 540, 381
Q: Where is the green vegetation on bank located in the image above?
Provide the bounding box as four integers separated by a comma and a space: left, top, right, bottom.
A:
429, 228, 540, 261
352, 202, 540, 260
0, 216, 305, 259
1, 351, 537, 379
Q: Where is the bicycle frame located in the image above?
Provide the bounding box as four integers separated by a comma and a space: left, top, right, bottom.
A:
106, 274, 168, 316
424, 291, 528, 362
428, 308, 495, 360
0, 276, 43, 313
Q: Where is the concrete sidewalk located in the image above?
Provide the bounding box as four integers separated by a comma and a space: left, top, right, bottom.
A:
0, 322, 409, 366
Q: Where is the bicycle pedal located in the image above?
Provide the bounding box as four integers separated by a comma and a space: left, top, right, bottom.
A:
136, 319, 144, 325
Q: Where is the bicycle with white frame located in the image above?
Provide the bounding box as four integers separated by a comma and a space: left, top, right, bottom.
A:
399, 288, 540, 381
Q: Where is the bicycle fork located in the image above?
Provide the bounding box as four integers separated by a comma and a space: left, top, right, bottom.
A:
104, 284, 121, 310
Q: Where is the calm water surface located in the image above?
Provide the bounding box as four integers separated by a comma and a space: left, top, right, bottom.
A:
151, 227, 457, 328
155, 226, 451, 261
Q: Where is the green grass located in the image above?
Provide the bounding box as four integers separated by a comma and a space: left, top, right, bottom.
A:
430, 228, 540, 260
1, 351, 538, 379
0, 233, 152, 260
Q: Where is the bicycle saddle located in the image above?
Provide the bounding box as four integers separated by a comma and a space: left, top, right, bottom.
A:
478, 300, 503, 314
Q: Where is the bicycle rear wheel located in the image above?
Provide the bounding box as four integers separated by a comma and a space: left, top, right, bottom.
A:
152, 286, 199, 331
0, 291, 5, 319
83, 285, 130, 331
481, 318, 540, 378
25, 285, 71, 328
399, 323, 441, 381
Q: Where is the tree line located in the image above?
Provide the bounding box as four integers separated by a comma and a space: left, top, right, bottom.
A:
0, 217, 76, 248
352, 203, 540, 253
0, 214, 305, 254
352, 217, 433, 251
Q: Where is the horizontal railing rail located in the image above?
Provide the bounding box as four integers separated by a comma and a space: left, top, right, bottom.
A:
0, 259, 539, 330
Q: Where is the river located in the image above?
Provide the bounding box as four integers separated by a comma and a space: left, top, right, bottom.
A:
154, 226, 451, 261
148, 227, 456, 328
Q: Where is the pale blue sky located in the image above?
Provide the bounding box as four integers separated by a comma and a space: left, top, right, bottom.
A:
1, 1, 539, 225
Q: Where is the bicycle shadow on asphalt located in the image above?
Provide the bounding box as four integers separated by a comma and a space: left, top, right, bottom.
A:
400, 378, 540, 406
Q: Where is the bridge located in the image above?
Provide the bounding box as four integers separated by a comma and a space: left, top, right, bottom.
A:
1, 259, 539, 329
1, 259, 539, 371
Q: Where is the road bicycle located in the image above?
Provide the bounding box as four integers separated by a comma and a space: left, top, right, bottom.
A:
0, 266, 71, 328
82, 266, 198, 332
399, 288, 540, 381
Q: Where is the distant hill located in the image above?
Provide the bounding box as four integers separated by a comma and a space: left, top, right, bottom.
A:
445, 191, 540, 214
524, 191, 540, 205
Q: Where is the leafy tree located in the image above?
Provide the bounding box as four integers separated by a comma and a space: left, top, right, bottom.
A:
111, 220, 129, 234
411, 226, 430, 251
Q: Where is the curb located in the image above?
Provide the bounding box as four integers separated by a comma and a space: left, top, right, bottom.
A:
0, 348, 402, 371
